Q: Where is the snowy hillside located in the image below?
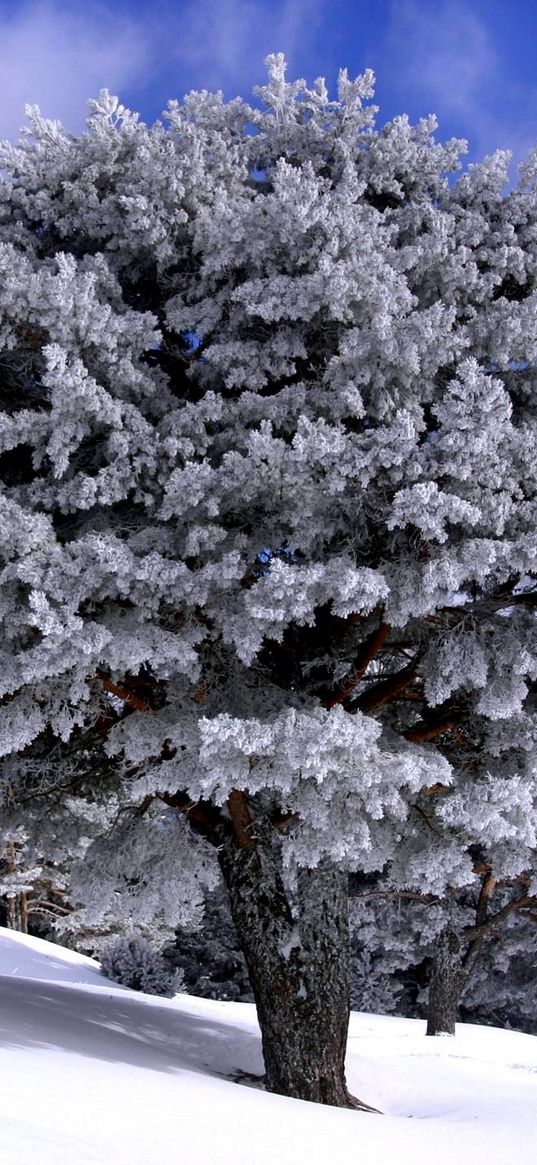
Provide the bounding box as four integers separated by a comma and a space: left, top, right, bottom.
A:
0, 927, 535, 1165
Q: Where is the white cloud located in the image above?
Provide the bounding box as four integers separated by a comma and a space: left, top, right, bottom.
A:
0, 1, 329, 142
381, 0, 537, 167
0, 2, 153, 140
386, 0, 496, 117
164, 0, 327, 93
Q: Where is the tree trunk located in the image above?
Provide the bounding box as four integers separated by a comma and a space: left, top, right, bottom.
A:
426, 928, 467, 1036
3, 843, 29, 934
6, 892, 29, 933
217, 803, 370, 1109
426, 876, 495, 1036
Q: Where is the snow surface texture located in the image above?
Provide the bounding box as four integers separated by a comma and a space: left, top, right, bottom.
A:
0, 927, 536, 1165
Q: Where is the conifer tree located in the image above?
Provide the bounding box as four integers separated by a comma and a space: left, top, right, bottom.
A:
1, 55, 537, 1106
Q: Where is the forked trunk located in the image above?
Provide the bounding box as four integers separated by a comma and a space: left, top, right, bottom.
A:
217, 812, 370, 1109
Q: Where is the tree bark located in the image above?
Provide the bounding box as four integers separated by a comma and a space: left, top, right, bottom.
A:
217, 805, 370, 1108
426, 928, 467, 1036
426, 876, 495, 1036
3, 843, 29, 934
6, 892, 28, 934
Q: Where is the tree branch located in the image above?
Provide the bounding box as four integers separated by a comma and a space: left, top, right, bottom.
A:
442, 589, 537, 619
98, 673, 152, 712
323, 620, 391, 710
464, 893, 537, 940
349, 888, 441, 905
462, 871, 497, 973
404, 716, 460, 743
157, 789, 224, 843
353, 661, 420, 713
227, 789, 258, 851
475, 871, 497, 928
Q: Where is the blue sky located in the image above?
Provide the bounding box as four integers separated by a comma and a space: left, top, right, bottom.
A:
0, 1, 536, 166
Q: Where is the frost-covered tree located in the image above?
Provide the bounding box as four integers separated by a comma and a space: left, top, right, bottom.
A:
165, 883, 253, 1003
2, 54, 537, 1107
350, 873, 537, 1035
0, 822, 72, 935
100, 934, 183, 996
462, 907, 537, 1033
351, 702, 537, 1037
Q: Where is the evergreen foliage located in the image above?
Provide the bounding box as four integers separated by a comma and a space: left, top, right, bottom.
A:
166, 885, 252, 1003
1, 53, 537, 1101
100, 934, 183, 996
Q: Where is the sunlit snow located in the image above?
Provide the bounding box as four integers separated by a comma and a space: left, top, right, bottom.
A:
0, 927, 535, 1164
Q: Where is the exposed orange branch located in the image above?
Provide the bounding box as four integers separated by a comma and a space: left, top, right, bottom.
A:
356, 662, 419, 713
324, 621, 391, 710
157, 789, 223, 841
475, 871, 496, 928
227, 789, 258, 851
98, 673, 151, 712
404, 717, 459, 744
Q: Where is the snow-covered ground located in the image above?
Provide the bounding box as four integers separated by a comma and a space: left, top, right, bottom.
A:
0, 927, 535, 1164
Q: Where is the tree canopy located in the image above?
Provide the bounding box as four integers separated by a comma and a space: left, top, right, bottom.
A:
1, 54, 537, 1103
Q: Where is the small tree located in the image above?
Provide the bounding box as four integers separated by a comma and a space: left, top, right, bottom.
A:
1, 55, 537, 1106
350, 882, 537, 1033
100, 934, 183, 996
351, 737, 537, 1038
0, 829, 71, 935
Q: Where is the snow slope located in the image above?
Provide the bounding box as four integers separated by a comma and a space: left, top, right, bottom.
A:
0, 927, 535, 1164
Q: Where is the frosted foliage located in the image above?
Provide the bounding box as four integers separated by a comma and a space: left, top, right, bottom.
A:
348, 896, 449, 1015
0, 824, 43, 899
193, 707, 451, 868
0, 55, 537, 933
387, 482, 482, 545
100, 935, 183, 997
350, 947, 404, 1014
349, 892, 537, 1034
62, 810, 219, 942
437, 775, 537, 870
0, 694, 46, 757
234, 559, 389, 661
422, 632, 489, 707
463, 911, 537, 1033
387, 832, 476, 897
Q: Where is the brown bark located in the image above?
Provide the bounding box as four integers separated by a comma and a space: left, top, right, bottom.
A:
404, 716, 460, 744
3, 843, 29, 934
98, 673, 152, 711
426, 875, 497, 1036
217, 806, 377, 1110
355, 661, 420, 713
323, 621, 391, 710
6, 892, 29, 934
